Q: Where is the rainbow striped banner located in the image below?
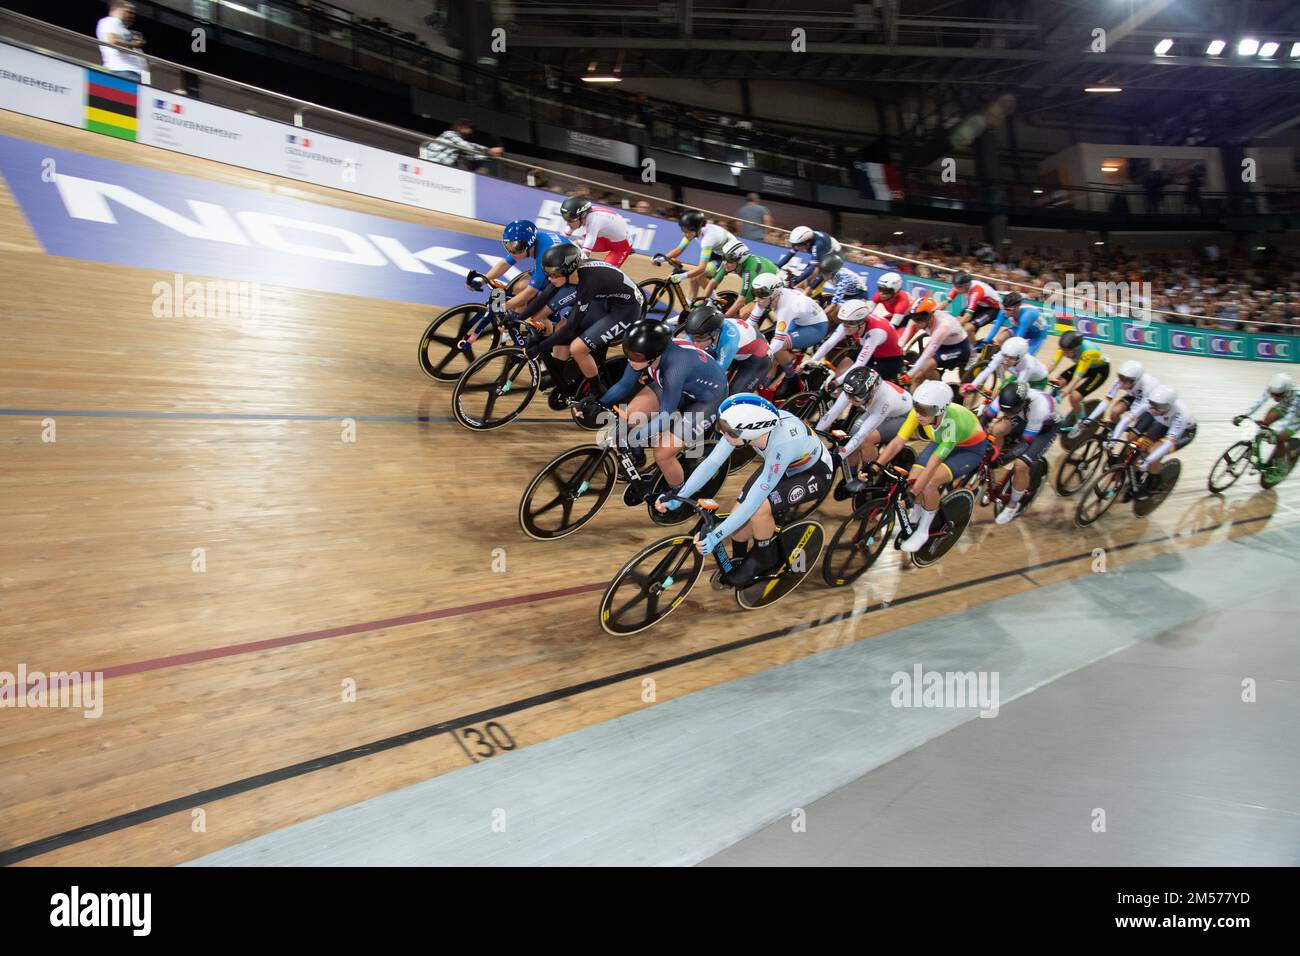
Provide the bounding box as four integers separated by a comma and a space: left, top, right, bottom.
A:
84, 71, 137, 141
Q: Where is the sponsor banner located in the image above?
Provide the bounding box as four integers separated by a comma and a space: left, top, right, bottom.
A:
0, 134, 509, 307
536, 124, 638, 168
1070, 315, 1115, 345
272, 126, 368, 195
85, 70, 137, 141
364, 146, 475, 219
1119, 321, 1163, 351
0, 42, 84, 128
1206, 331, 1249, 359
137, 91, 281, 171
1167, 329, 1209, 356
1251, 337, 1294, 362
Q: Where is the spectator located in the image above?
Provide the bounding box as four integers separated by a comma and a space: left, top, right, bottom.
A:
633, 199, 655, 216
735, 192, 773, 241
97, 1, 146, 82
422, 118, 503, 174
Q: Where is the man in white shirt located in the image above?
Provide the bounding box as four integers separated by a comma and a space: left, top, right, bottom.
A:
97, 2, 146, 82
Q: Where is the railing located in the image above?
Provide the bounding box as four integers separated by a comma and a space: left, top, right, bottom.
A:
1, 8, 1294, 333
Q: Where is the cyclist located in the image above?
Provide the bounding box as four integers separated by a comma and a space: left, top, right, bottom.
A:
803, 299, 906, 384
875, 380, 991, 552
750, 272, 829, 395
659, 210, 738, 302
979, 380, 1060, 525
816, 366, 914, 494
871, 272, 913, 328
655, 392, 833, 587
982, 291, 1050, 355
901, 297, 969, 385
708, 239, 780, 321
1045, 330, 1111, 424
521, 245, 644, 394
963, 336, 1050, 395
475, 219, 574, 317
679, 302, 770, 395
1111, 384, 1197, 498
776, 226, 841, 291
559, 197, 634, 267
815, 252, 870, 323
1234, 372, 1300, 472
578, 319, 728, 493
944, 271, 1004, 342
1080, 360, 1161, 434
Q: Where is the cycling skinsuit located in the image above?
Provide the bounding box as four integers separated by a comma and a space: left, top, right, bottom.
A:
899, 403, 990, 480
986, 304, 1050, 354
1051, 339, 1110, 397
599, 339, 729, 444
505, 230, 575, 291
733, 254, 782, 304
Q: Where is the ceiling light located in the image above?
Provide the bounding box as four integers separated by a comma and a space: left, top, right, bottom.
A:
1291, 42, 1300, 58
1206, 40, 1226, 55
893, 231, 904, 236
1084, 86, 1123, 93
1154, 39, 1173, 56
1101, 165, 1121, 172
581, 76, 622, 83
1238, 39, 1259, 56
1259, 42, 1279, 58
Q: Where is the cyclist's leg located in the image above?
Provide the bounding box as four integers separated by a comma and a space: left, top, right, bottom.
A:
576, 300, 638, 387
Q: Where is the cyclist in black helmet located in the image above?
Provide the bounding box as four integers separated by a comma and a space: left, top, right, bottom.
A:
679, 301, 771, 394
577, 318, 729, 492
978, 379, 1060, 525
656, 209, 738, 302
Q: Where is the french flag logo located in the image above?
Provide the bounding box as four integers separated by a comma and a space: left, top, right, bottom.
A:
153, 99, 182, 114
400, 164, 423, 175
287, 134, 312, 147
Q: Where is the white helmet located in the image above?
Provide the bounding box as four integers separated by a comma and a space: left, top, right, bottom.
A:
1267, 372, 1294, 398
1149, 385, 1176, 413
718, 393, 782, 440
877, 272, 903, 294
752, 272, 784, 299
789, 226, 814, 246
1117, 360, 1144, 382
1000, 336, 1029, 360
839, 300, 874, 325
912, 380, 953, 421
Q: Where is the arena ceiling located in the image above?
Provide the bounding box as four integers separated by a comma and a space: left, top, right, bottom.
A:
499, 0, 1300, 143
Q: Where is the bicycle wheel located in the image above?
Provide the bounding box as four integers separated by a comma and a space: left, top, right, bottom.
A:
1134, 459, 1180, 517
778, 390, 827, 426
417, 305, 498, 382
1058, 416, 1100, 453
646, 443, 729, 525
726, 442, 758, 475
1260, 438, 1299, 489
1020, 457, 1051, 513
736, 521, 825, 609
911, 489, 975, 567
1207, 440, 1251, 493
1055, 439, 1105, 498
822, 494, 895, 587
1074, 463, 1127, 528
639, 278, 675, 322
519, 445, 616, 540
452, 347, 539, 430
599, 533, 704, 636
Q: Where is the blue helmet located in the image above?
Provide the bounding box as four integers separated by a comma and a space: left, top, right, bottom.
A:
502, 219, 537, 256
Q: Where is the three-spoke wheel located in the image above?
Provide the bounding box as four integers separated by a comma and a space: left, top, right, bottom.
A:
452, 348, 539, 430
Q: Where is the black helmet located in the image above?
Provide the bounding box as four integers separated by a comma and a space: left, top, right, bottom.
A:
623, 320, 674, 363
819, 253, 844, 275
541, 243, 583, 277
1002, 291, 1024, 309
840, 366, 881, 400
998, 380, 1030, 414
1059, 330, 1085, 352
560, 196, 591, 222
683, 303, 725, 338
952, 270, 973, 286
678, 210, 706, 232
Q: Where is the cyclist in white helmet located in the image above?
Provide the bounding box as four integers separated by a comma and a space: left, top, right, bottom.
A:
872, 272, 913, 328
1235, 373, 1300, 477
1082, 360, 1161, 435
962, 336, 1050, 395
776, 226, 841, 291
1112, 383, 1197, 498
656, 392, 832, 586
750, 272, 829, 396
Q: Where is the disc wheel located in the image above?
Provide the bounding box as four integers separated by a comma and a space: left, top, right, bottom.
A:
1134, 459, 1180, 517
736, 521, 825, 609
1260, 438, 1299, 489
911, 489, 974, 567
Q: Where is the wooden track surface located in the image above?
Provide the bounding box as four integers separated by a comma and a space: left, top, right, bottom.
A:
2, 110, 1297, 865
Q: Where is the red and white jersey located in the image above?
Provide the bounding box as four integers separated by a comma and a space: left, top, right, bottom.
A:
872, 289, 912, 326
948, 279, 1001, 311
567, 205, 629, 251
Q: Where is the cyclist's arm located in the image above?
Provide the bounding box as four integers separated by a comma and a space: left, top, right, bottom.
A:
1243, 391, 1269, 418
597, 362, 640, 407
775, 249, 794, 269
842, 401, 891, 457
970, 354, 1003, 390
673, 438, 733, 501
627, 366, 686, 445
985, 309, 1009, 340
705, 444, 796, 546
516, 280, 562, 320
715, 323, 740, 371
816, 391, 851, 432
807, 323, 847, 364
852, 327, 888, 368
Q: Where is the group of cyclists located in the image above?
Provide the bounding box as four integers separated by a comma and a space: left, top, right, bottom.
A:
463, 202, 1300, 590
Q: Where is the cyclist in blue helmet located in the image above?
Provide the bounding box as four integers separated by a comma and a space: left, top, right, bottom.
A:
475, 219, 575, 316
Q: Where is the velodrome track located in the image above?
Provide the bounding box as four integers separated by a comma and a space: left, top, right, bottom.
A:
1, 108, 1298, 865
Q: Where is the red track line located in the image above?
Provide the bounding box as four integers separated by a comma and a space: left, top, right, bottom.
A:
96, 580, 607, 681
